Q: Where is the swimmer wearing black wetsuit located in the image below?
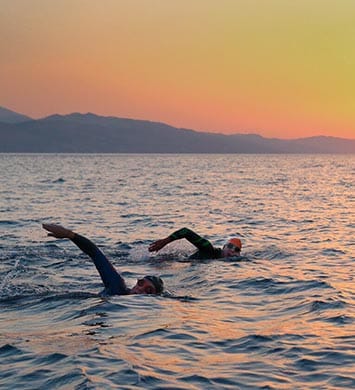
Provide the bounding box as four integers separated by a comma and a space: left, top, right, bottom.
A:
149, 227, 242, 259
43, 224, 163, 295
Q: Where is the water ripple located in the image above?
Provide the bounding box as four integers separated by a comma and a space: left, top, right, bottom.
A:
0, 154, 354, 389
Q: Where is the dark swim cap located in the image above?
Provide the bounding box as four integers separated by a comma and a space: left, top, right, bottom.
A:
144, 275, 164, 294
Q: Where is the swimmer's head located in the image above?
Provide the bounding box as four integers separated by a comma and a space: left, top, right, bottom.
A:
222, 238, 242, 257
130, 275, 164, 295
144, 275, 164, 294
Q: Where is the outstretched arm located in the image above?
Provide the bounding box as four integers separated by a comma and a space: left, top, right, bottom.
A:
42, 224, 128, 295
148, 236, 173, 252
149, 227, 214, 253
43, 224, 76, 239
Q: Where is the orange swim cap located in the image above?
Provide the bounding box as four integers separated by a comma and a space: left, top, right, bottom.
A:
228, 238, 242, 250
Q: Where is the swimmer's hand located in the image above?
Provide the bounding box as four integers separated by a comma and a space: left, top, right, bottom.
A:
42, 223, 75, 239
149, 237, 172, 252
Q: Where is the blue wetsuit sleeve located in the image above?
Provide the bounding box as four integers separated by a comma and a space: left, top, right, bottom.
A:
71, 233, 129, 295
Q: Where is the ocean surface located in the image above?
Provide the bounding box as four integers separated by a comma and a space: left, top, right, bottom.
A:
0, 154, 354, 390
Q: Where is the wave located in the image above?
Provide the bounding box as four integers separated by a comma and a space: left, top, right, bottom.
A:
0, 290, 99, 306
233, 276, 334, 295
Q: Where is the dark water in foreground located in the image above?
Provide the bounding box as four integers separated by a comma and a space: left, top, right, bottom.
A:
0, 154, 354, 389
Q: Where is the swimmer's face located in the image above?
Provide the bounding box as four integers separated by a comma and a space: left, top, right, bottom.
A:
131, 278, 157, 295
222, 242, 241, 258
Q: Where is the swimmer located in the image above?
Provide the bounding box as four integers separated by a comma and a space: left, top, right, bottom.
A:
149, 227, 242, 260
43, 224, 164, 295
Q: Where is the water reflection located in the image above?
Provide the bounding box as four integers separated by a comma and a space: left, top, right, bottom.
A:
0, 154, 354, 389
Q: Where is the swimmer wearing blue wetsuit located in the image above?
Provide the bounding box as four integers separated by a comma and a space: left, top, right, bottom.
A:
43, 224, 163, 295
149, 227, 242, 259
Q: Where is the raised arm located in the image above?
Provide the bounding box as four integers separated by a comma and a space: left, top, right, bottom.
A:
42, 224, 128, 295
149, 227, 214, 253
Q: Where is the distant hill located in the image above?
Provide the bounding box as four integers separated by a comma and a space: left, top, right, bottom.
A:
0, 106, 32, 123
0, 109, 354, 153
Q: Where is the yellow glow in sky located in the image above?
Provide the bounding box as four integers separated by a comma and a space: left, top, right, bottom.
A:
1, 0, 354, 138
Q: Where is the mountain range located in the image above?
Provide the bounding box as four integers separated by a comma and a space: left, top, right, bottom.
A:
0, 106, 32, 124
0, 106, 354, 153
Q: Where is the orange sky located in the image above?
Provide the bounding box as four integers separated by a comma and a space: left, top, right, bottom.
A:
1, 0, 354, 139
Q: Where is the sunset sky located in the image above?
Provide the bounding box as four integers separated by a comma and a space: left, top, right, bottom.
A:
1, 0, 354, 139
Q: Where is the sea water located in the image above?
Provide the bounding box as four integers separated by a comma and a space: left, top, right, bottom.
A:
0, 154, 354, 389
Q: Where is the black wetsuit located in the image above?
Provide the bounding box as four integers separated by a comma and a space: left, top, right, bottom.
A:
72, 233, 130, 295
169, 228, 222, 260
